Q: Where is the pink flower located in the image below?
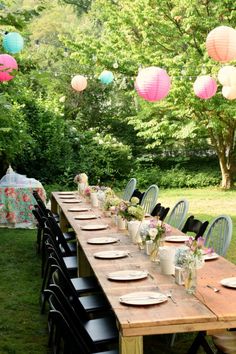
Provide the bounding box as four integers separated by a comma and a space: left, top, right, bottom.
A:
22, 194, 30, 202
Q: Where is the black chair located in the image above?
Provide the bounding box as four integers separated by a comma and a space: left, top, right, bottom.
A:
151, 202, 170, 221
45, 216, 77, 256
131, 189, 145, 203
46, 284, 118, 353
181, 215, 209, 239
33, 190, 60, 223
48, 309, 119, 354
33, 190, 76, 242
50, 263, 110, 315
40, 237, 101, 314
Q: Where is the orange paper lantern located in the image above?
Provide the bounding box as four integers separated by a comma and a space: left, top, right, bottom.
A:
71, 75, 87, 91
206, 26, 236, 62
222, 85, 236, 100
218, 66, 236, 86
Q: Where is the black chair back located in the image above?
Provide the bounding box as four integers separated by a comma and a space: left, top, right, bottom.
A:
151, 203, 170, 220
182, 215, 209, 239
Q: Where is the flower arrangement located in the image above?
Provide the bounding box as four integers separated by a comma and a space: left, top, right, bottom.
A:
117, 197, 144, 221
103, 188, 121, 211
84, 186, 92, 197
175, 236, 205, 268
140, 218, 167, 244
74, 173, 88, 185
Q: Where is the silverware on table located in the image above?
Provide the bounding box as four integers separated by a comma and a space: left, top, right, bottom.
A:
207, 285, 220, 293
166, 290, 177, 304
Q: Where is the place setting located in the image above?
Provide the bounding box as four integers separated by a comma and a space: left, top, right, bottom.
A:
62, 199, 82, 204
87, 236, 120, 245
107, 269, 148, 281
81, 223, 109, 231
119, 291, 168, 306
58, 191, 75, 195
165, 235, 190, 243
93, 249, 130, 259
68, 206, 90, 212
202, 248, 219, 261
220, 277, 236, 289
74, 213, 98, 220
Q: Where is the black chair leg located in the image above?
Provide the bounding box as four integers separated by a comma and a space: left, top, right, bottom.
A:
187, 332, 215, 354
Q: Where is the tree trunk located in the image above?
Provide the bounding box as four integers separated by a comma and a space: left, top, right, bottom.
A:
219, 158, 234, 189
208, 124, 236, 190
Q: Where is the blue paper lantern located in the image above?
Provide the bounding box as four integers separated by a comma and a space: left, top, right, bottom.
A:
99, 70, 114, 84
3, 32, 24, 54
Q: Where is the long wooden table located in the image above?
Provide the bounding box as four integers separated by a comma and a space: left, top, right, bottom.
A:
51, 192, 236, 354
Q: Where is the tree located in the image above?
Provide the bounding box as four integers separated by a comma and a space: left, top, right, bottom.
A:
64, 0, 236, 188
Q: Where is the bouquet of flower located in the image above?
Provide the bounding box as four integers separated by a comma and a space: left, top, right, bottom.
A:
175, 237, 205, 268
117, 197, 144, 221
74, 173, 88, 185
140, 218, 166, 244
84, 186, 92, 197
103, 188, 121, 211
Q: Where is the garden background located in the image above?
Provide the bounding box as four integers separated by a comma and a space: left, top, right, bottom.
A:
0, 0, 236, 353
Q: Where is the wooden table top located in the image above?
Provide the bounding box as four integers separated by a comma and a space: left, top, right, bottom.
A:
51, 192, 236, 336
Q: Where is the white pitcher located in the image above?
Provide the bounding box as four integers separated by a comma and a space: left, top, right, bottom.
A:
159, 246, 176, 275
127, 220, 141, 244
90, 192, 99, 207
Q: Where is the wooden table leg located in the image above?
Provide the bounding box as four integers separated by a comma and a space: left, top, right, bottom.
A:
77, 242, 94, 277
119, 333, 143, 354
50, 194, 58, 214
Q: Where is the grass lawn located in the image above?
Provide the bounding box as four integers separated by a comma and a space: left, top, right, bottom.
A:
0, 187, 235, 353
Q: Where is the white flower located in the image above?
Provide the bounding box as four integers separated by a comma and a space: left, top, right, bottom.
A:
148, 228, 158, 240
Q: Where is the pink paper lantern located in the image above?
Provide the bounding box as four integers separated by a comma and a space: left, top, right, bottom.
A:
0, 54, 18, 82
134, 66, 171, 102
217, 65, 236, 86
206, 26, 236, 62
71, 75, 87, 92
193, 75, 217, 99
222, 86, 236, 100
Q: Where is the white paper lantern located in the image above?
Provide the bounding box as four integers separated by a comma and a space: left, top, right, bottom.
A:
222, 85, 236, 100
218, 66, 236, 86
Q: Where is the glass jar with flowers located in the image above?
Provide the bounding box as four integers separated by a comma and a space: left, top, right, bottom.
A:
103, 188, 121, 217
140, 218, 166, 262
74, 173, 88, 195
118, 197, 145, 243
179, 237, 205, 294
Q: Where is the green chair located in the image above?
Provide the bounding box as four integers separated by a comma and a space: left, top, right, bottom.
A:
204, 215, 233, 256
140, 184, 159, 214
122, 178, 137, 201
166, 199, 189, 229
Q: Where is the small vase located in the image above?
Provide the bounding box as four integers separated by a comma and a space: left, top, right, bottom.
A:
90, 192, 99, 207
184, 264, 197, 294
145, 240, 153, 255
149, 241, 160, 262
117, 215, 126, 230
78, 182, 86, 195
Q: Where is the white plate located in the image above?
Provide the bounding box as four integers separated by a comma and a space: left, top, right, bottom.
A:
107, 270, 148, 281
81, 224, 109, 231
59, 195, 76, 199
68, 207, 89, 212
119, 291, 167, 306
165, 235, 189, 242
220, 277, 236, 288
62, 199, 82, 203
93, 250, 128, 259
74, 214, 97, 220
87, 237, 119, 245
58, 192, 74, 195
203, 252, 219, 261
